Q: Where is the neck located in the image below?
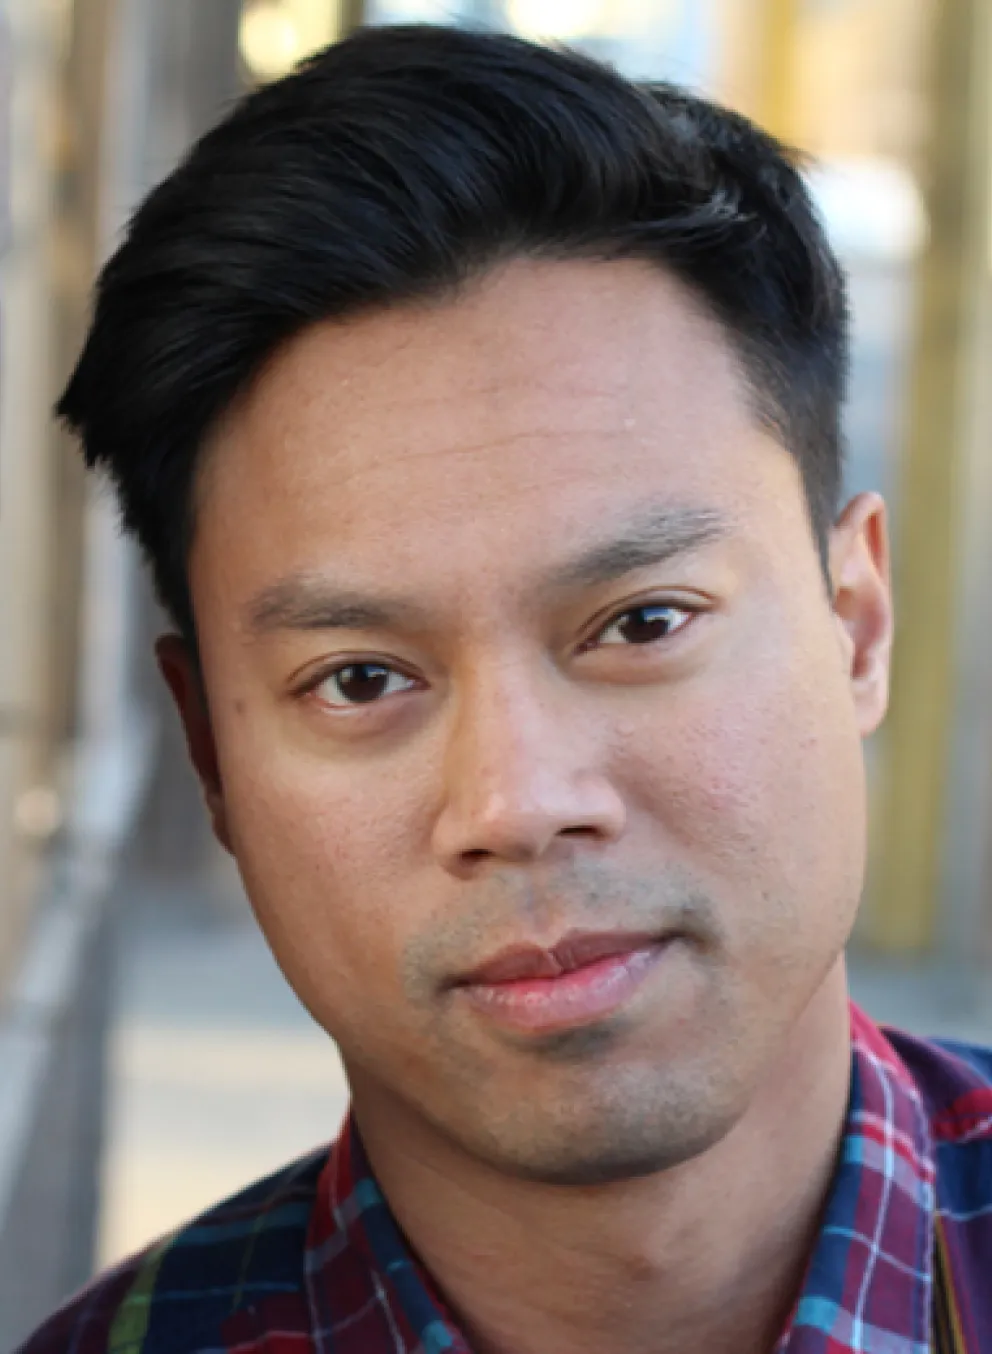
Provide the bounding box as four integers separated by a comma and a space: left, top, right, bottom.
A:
350, 963, 852, 1354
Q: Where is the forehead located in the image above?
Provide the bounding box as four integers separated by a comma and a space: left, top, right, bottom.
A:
194, 259, 804, 604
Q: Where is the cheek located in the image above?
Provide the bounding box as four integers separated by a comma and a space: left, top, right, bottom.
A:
214, 724, 437, 1018
619, 652, 867, 921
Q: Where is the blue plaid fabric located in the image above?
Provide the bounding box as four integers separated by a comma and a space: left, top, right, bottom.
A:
17, 1005, 992, 1353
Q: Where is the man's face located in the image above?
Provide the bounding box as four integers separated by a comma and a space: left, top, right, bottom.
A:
170, 259, 891, 1184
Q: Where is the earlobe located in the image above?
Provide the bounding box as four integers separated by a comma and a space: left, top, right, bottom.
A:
155, 635, 234, 854
828, 493, 894, 737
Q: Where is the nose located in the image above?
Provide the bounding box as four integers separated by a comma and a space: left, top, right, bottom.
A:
430, 663, 627, 876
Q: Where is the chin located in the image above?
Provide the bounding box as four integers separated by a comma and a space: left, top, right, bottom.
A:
463, 1090, 739, 1188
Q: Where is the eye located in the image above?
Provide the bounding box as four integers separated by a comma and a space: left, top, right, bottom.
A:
312, 662, 416, 708
594, 603, 693, 647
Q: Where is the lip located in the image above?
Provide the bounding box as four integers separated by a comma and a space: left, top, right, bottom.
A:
457, 929, 662, 986
452, 929, 674, 1036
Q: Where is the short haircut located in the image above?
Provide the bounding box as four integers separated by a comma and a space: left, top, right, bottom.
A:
58, 23, 849, 642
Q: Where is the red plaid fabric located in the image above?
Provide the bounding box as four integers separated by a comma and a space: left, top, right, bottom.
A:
17, 1005, 992, 1353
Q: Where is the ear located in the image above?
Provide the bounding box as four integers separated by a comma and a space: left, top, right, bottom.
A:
156, 635, 233, 854
828, 492, 894, 738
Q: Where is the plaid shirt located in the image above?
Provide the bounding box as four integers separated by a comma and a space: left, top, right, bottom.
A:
17, 1005, 992, 1354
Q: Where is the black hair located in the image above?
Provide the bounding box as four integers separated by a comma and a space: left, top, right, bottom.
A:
58, 23, 849, 642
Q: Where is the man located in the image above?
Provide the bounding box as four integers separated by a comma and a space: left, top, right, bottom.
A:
18, 22, 992, 1354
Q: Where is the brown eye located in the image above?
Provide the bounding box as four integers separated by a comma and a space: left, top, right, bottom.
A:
598, 604, 691, 647
315, 663, 414, 708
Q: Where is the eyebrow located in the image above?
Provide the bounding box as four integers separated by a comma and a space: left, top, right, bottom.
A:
548, 506, 728, 590
243, 504, 730, 637
244, 585, 427, 636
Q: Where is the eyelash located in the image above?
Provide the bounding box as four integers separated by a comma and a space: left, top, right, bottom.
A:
581, 600, 695, 652
300, 600, 699, 711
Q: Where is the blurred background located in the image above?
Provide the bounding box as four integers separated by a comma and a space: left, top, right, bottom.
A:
1, 0, 990, 1343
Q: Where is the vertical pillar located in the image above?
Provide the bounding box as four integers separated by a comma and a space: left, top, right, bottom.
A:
49, 0, 120, 750
865, 0, 992, 954
0, 0, 90, 988
757, 0, 798, 142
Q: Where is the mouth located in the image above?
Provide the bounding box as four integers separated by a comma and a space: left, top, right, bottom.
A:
450, 929, 676, 1036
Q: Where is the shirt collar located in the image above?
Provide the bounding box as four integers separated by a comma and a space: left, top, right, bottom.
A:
307, 1004, 935, 1354
307, 1119, 469, 1353
777, 1004, 935, 1353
